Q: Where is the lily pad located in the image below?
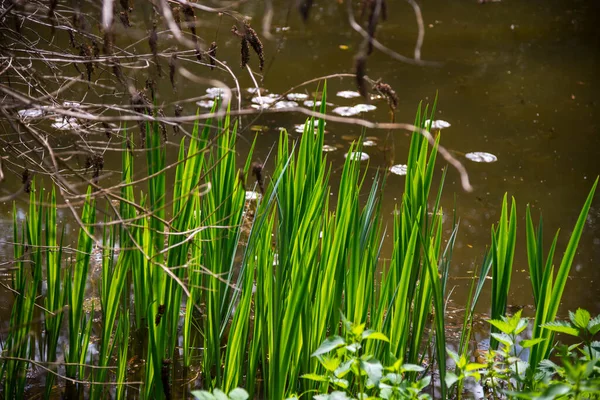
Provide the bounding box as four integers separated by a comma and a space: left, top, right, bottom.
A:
196, 100, 215, 108
18, 108, 44, 119
332, 106, 361, 117
336, 90, 361, 99
425, 119, 451, 130
251, 95, 278, 105
344, 152, 370, 161
352, 104, 377, 112
389, 164, 408, 176
245, 191, 261, 201
206, 87, 227, 98
465, 152, 498, 163
51, 117, 80, 130
287, 93, 309, 101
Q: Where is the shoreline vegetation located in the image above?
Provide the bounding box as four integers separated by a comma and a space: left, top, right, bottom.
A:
1, 94, 599, 399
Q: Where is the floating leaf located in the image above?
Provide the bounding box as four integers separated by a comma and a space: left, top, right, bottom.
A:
287, 93, 309, 101
332, 106, 361, 116
322, 145, 337, 152
362, 140, 377, 146
18, 108, 44, 118
465, 152, 498, 163
389, 164, 408, 176
196, 100, 215, 108
425, 119, 451, 129
352, 104, 376, 112
336, 90, 361, 99
344, 152, 369, 161
51, 117, 80, 130
245, 191, 260, 201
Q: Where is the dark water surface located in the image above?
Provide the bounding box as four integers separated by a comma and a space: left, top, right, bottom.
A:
1, 0, 600, 326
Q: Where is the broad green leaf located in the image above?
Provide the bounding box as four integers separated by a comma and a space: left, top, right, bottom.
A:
444, 372, 459, 388
302, 373, 328, 382
491, 333, 513, 347
540, 383, 571, 399
488, 319, 513, 334
465, 363, 487, 371
401, 363, 425, 373
312, 336, 345, 357
542, 321, 579, 336
360, 358, 383, 385
191, 391, 216, 400
345, 343, 360, 353
335, 359, 353, 378
515, 318, 528, 335
520, 338, 546, 348
571, 308, 591, 330
351, 322, 366, 337
319, 355, 341, 372
361, 330, 389, 342
588, 315, 600, 335
332, 378, 349, 389
446, 347, 460, 364
228, 388, 249, 400
213, 389, 229, 400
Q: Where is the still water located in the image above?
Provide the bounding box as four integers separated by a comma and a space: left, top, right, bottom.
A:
1, 0, 599, 327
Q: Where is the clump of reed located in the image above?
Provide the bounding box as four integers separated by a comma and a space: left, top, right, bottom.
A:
0, 89, 597, 400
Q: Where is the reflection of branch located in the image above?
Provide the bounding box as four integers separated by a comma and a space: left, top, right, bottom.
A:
346, 0, 441, 67
406, 0, 424, 61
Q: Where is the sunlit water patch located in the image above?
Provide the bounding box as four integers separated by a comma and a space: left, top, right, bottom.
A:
465, 152, 498, 163
322, 145, 337, 152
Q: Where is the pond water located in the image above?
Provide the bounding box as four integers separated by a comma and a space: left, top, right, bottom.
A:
1, 0, 599, 340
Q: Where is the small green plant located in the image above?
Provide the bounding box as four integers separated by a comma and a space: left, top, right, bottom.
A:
303, 317, 431, 400
445, 348, 486, 400
191, 387, 250, 400
482, 310, 545, 393
506, 309, 600, 399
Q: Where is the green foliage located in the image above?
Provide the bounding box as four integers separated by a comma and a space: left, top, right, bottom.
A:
192, 387, 250, 400
1, 89, 598, 400
303, 318, 430, 400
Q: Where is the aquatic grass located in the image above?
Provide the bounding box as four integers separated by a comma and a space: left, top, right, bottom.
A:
1, 185, 42, 398
526, 177, 598, 383
43, 186, 65, 398
489, 194, 517, 350
65, 185, 96, 392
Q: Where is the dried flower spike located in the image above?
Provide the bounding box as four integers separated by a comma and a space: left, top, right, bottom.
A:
373, 79, 398, 111
173, 104, 183, 134
120, 11, 131, 28
240, 37, 250, 69
243, 21, 264, 71
169, 53, 177, 89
